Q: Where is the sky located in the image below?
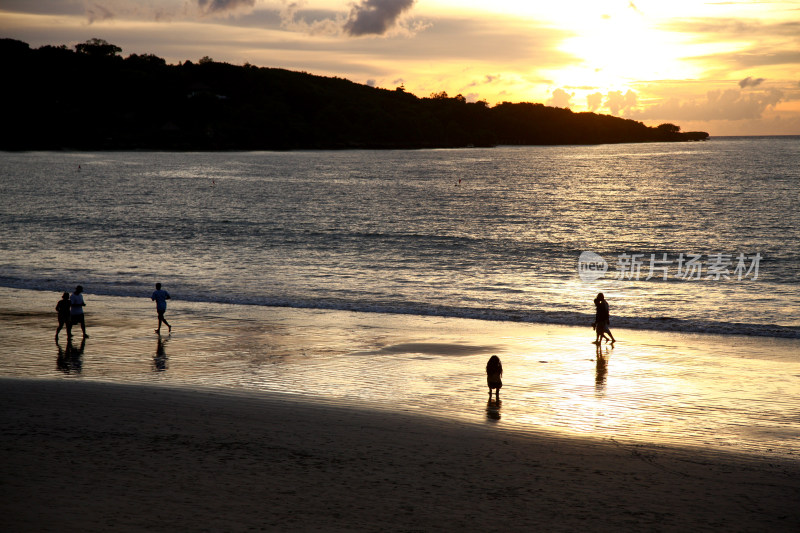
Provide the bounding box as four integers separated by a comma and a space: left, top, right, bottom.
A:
2, 0, 800, 135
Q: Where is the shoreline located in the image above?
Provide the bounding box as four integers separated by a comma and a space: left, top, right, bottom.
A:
2, 286, 800, 462
2, 377, 798, 531
3, 283, 798, 340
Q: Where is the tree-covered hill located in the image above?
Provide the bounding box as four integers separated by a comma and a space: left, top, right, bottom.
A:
0, 38, 709, 150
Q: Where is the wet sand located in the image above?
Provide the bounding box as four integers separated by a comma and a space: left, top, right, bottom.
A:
2, 287, 799, 459
2, 377, 799, 532
1, 287, 800, 530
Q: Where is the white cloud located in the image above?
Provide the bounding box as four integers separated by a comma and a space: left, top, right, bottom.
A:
547, 87, 573, 108
631, 88, 784, 121
586, 91, 603, 112
605, 89, 637, 115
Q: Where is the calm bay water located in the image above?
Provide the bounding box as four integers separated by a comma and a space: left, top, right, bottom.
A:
2, 138, 798, 337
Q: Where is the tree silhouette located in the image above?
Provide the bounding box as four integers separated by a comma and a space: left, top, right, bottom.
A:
0, 39, 709, 151
75, 38, 122, 58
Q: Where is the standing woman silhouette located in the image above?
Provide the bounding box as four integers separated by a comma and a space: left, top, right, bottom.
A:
486, 355, 503, 400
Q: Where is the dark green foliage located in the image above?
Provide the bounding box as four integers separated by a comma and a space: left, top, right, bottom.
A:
0, 38, 709, 150
74, 38, 122, 58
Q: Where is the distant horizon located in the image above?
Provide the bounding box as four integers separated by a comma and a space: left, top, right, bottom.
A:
709, 134, 800, 138
2, 0, 799, 136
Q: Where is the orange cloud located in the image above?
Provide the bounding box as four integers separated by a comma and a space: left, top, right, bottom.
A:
630, 87, 784, 121
547, 88, 574, 108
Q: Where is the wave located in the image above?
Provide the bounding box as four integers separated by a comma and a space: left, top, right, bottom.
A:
3, 277, 798, 340
247, 300, 800, 339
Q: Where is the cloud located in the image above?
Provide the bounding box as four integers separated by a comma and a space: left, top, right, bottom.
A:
726, 51, 800, 69
631, 88, 784, 121
278, 0, 420, 37
660, 17, 800, 71
605, 89, 637, 115
293, 16, 571, 66
343, 0, 416, 37
547, 88, 573, 108
77, 0, 257, 24
279, 2, 345, 35
197, 0, 255, 16
86, 2, 114, 23
580, 90, 639, 115
467, 74, 501, 88
739, 76, 765, 89
77, 0, 229, 23
660, 18, 800, 41
587, 92, 603, 112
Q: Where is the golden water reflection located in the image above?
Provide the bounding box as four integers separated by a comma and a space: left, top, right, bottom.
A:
180, 309, 800, 459
3, 291, 799, 460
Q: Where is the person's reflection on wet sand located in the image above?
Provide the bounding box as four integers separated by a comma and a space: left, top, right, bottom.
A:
56, 337, 85, 374
153, 335, 169, 372
595, 343, 610, 397
486, 399, 502, 421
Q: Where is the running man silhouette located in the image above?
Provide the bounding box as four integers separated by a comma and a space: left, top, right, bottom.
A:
151, 283, 172, 334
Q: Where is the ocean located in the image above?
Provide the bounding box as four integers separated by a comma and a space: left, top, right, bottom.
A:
2, 138, 798, 337
2, 139, 800, 458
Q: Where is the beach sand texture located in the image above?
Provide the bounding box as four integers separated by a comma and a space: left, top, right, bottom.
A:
2, 379, 799, 532
2, 287, 800, 530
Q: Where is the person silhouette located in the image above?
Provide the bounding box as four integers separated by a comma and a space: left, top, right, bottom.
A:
593, 292, 615, 344
55, 292, 72, 340
151, 282, 172, 334
592, 318, 610, 343
486, 355, 503, 400
70, 285, 88, 338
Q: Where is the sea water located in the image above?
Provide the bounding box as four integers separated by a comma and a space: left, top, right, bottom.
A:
1, 138, 798, 336
2, 139, 800, 457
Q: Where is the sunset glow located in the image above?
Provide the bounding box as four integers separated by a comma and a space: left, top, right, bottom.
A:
1, 0, 799, 134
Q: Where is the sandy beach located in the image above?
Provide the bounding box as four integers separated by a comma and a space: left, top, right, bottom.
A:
2, 378, 799, 532
2, 287, 800, 531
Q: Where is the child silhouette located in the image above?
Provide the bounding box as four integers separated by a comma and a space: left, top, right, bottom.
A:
486, 355, 503, 400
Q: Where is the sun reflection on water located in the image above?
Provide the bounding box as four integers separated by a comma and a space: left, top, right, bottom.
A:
2, 289, 799, 460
